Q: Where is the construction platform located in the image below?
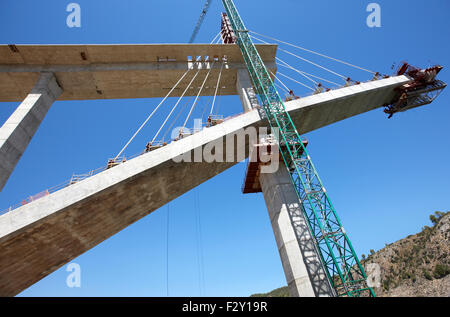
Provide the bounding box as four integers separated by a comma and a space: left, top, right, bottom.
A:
242, 138, 309, 194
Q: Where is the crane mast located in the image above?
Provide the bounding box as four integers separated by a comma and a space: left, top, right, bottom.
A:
221, 0, 375, 297
189, 0, 213, 43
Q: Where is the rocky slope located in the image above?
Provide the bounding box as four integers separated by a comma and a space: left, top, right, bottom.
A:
364, 211, 449, 297
251, 211, 450, 297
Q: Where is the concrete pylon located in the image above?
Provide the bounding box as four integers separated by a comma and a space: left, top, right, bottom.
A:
236, 68, 259, 112
259, 162, 335, 297
0, 72, 62, 191
236, 70, 334, 296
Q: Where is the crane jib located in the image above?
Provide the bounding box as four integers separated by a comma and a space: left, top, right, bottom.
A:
221, 0, 375, 297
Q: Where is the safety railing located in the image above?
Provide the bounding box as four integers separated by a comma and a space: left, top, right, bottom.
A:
0, 117, 240, 216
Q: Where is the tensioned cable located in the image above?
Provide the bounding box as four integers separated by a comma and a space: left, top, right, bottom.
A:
249, 30, 377, 74
269, 70, 291, 92
200, 95, 212, 123
278, 47, 348, 80
214, 84, 223, 115
166, 203, 170, 297
210, 31, 221, 44
274, 82, 290, 94
277, 71, 315, 91
210, 60, 225, 115
162, 95, 193, 142
276, 58, 319, 85
152, 69, 202, 143
114, 68, 192, 160
180, 61, 216, 133
251, 35, 348, 80
276, 57, 340, 86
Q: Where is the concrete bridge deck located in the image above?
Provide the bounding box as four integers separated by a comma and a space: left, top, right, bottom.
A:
0, 75, 411, 296
0, 44, 277, 101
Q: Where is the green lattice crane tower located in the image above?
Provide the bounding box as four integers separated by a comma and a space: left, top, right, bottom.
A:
222, 0, 375, 297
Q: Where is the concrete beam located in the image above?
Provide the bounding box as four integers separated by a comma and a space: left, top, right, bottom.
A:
0, 44, 277, 101
0, 75, 411, 296
0, 72, 62, 191
0, 61, 277, 74
259, 162, 334, 297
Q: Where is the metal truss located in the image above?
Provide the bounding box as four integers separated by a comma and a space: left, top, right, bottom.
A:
222, 0, 375, 297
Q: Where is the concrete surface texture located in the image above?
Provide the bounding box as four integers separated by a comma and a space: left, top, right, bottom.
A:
0, 44, 276, 101
260, 162, 334, 297
236, 68, 260, 112
0, 72, 62, 192
0, 75, 411, 296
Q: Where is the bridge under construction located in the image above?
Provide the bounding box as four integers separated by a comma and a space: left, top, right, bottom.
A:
0, 0, 446, 297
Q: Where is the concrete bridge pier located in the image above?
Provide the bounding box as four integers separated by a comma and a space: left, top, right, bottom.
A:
0, 72, 62, 191
259, 162, 335, 297
236, 68, 259, 112
236, 68, 334, 296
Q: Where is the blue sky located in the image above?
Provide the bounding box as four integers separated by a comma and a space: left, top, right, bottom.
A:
0, 0, 449, 296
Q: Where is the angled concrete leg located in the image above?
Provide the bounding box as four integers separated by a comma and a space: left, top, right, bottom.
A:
236, 68, 259, 112
259, 163, 335, 297
0, 72, 62, 191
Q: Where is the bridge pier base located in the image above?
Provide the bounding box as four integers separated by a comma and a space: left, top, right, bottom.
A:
0, 72, 62, 191
259, 162, 335, 297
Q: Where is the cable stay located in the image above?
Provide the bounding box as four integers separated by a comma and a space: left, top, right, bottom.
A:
276, 57, 320, 86
210, 31, 222, 44
270, 67, 316, 92
209, 60, 225, 116
179, 60, 216, 138
251, 34, 348, 81
166, 203, 170, 297
210, 60, 225, 126
270, 76, 302, 102
249, 30, 377, 75
152, 69, 202, 144
276, 71, 315, 91
214, 91, 223, 116
161, 96, 193, 142
113, 68, 193, 161
276, 57, 340, 87
200, 95, 213, 124
274, 82, 290, 94
270, 70, 291, 92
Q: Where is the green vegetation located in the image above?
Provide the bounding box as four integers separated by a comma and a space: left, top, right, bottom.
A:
433, 264, 450, 279
251, 286, 290, 297
423, 270, 433, 281
429, 211, 447, 225
251, 211, 449, 297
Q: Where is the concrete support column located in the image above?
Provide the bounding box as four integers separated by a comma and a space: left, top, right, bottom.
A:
0, 72, 62, 191
236, 68, 259, 112
259, 163, 334, 297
